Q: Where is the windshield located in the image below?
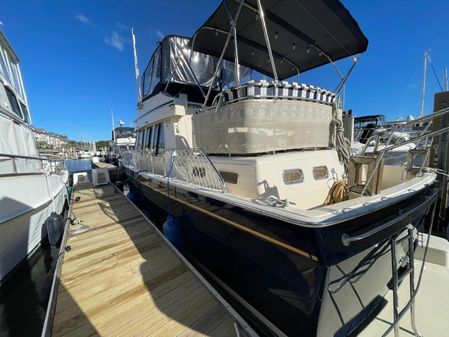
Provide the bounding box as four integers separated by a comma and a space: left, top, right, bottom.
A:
114, 127, 135, 139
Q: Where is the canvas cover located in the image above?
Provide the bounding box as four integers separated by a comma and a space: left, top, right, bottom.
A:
192, 99, 334, 154
192, 0, 368, 79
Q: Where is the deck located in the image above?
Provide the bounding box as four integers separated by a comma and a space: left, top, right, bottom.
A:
50, 184, 251, 337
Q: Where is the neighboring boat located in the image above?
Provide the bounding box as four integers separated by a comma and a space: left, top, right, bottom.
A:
0, 30, 68, 282
106, 121, 135, 165
352, 114, 421, 165
120, 1, 438, 336
78, 149, 92, 159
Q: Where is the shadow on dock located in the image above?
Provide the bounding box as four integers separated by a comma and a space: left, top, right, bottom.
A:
51, 184, 238, 336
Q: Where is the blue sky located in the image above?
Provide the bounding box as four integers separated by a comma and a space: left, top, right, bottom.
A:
1, 0, 448, 141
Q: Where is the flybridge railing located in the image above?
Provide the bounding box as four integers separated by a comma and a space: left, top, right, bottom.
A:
121, 148, 227, 192
0, 153, 65, 177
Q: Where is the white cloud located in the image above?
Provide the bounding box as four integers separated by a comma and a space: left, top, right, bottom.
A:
156, 30, 164, 40
105, 31, 125, 51
407, 83, 417, 89
0, 21, 4, 27
117, 22, 128, 30
75, 13, 89, 24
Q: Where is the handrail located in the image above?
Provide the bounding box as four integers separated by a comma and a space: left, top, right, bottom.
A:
0, 152, 65, 176
0, 152, 48, 161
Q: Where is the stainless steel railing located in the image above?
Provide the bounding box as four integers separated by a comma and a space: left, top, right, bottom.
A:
120, 148, 227, 192
0, 152, 66, 177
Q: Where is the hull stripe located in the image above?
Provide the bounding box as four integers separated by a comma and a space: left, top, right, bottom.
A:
139, 179, 319, 262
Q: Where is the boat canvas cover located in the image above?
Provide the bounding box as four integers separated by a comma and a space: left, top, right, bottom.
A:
141, 36, 251, 98
191, 0, 368, 80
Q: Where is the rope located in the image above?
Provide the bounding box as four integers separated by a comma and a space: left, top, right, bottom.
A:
324, 179, 348, 205
331, 105, 351, 174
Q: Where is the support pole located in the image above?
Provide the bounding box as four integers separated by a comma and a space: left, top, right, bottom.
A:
256, 0, 278, 82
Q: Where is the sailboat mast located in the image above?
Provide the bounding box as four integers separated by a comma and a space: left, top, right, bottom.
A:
420, 51, 428, 118
111, 109, 116, 141
445, 68, 448, 91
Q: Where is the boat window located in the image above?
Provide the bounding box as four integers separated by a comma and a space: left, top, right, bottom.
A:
158, 123, 165, 152
142, 45, 161, 97
144, 126, 152, 150
153, 124, 160, 154
136, 130, 143, 149
20, 102, 29, 123
219, 170, 238, 184
10, 63, 22, 98
5, 87, 22, 118
0, 49, 11, 84
140, 129, 146, 150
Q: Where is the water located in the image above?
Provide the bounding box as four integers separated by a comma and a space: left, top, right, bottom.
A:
0, 244, 58, 337
64, 158, 93, 174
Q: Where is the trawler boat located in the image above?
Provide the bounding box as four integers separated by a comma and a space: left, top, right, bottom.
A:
121, 1, 438, 336
106, 121, 135, 164
0, 31, 68, 282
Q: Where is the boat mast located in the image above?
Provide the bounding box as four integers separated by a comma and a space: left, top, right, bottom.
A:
131, 28, 142, 104
420, 51, 428, 118
111, 109, 116, 142
444, 68, 448, 91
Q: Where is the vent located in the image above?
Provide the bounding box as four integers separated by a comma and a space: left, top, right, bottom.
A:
219, 170, 238, 184
313, 166, 329, 180
283, 169, 304, 184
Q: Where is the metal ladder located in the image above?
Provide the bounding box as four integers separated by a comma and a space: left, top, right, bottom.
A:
382, 227, 422, 337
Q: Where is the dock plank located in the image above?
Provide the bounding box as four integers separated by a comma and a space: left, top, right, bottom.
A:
51, 184, 246, 337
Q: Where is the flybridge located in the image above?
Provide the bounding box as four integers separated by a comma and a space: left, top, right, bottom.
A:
191, 0, 368, 80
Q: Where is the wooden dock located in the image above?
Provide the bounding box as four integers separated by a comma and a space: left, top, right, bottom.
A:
92, 161, 119, 182
47, 184, 253, 337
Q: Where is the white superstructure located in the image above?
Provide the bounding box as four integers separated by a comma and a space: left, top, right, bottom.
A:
0, 30, 68, 282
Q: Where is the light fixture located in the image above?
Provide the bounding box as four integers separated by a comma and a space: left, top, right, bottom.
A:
214, 29, 218, 36
306, 46, 310, 54
291, 43, 296, 50
251, 49, 255, 56
274, 32, 279, 39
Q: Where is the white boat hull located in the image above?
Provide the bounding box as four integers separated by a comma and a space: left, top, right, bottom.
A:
0, 173, 68, 282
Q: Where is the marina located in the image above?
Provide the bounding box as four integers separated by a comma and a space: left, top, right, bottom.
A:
1, 1, 449, 336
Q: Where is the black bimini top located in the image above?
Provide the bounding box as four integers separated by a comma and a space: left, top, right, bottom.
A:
191, 0, 368, 80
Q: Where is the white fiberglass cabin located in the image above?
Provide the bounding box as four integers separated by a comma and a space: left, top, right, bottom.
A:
123, 1, 439, 336
0, 30, 68, 282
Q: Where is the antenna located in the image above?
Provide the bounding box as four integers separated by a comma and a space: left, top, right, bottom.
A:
131, 28, 142, 104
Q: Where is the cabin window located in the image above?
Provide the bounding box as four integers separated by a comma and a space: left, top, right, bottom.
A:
313, 166, 329, 180
0, 50, 11, 84
140, 129, 146, 150
144, 126, 152, 150
136, 130, 143, 149
152, 124, 159, 154
158, 123, 165, 152
283, 169, 304, 185
0, 51, 8, 81
219, 170, 238, 184
20, 102, 30, 123
5, 87, 22, 118
142, 45, 161, 98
